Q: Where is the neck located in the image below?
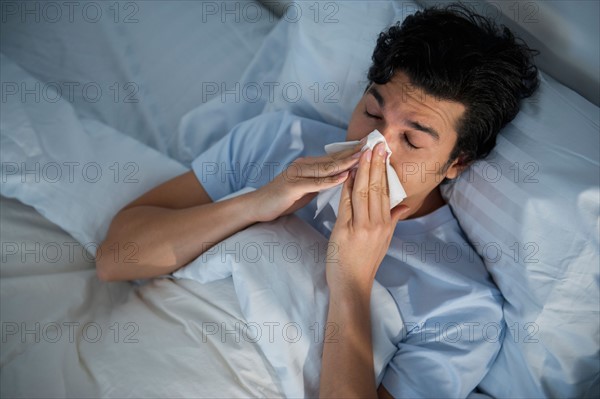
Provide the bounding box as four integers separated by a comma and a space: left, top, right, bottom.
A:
406, 187, 446, 219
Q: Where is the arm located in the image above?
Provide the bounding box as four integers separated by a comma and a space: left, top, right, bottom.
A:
320, 144, 409, 398
96, 145, 363, 282
321, 146, 504, 397
96, 170, 260, 281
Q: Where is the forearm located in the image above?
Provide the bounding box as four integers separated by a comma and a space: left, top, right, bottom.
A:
320, 287, 378, 398
319, 143, 403, 398
96, 192, 258, 281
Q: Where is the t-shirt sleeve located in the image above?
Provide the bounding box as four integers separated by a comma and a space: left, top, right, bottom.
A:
190, 110, 347, 202
381, 293, 504, 398
378, 217, 505, 398
190, 111, 295, 201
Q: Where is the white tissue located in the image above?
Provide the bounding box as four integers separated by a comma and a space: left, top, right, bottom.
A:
314, 130, 407, 218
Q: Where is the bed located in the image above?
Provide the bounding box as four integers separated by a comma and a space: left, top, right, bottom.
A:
1, 0, 598, 397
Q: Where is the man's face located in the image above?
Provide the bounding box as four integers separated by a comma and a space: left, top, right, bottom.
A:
346, 71, 466, 218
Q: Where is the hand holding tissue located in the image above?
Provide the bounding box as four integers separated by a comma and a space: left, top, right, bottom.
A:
315, 130, 407, 218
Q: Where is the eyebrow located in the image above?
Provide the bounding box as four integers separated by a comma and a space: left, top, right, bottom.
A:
367, 86, 441, 142
368, 86, 386, 108
408, 121, 440, 141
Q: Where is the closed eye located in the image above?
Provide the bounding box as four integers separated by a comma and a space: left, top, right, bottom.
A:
403, 133, 418, 150
364, 110, 382, 120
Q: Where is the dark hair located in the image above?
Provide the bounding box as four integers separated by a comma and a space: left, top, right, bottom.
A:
367, 3, 539, 166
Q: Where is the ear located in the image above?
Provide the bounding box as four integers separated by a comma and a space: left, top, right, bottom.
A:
443, 154, 471, 180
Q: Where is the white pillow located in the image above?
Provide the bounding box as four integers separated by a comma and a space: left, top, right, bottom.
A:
173, 0, 421, 166
0, 1, 276, 155
441, 72, 599, 398
262, 0, 421, 128
173, 18, 290, 166
173, 190, 404, 398
0, 53, 187, 251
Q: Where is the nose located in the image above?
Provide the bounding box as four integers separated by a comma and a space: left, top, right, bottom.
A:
376, 128, 395, 145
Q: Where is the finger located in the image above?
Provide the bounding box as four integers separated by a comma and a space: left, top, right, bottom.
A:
336, 166, 355, 224
291, 153, 360, 180
351, 148, 372, 224
391, 204, 410, 222
304, 137, 364, 166
307, 139, 364, 166
328, 139, 365, 160
368, 143, 387, 222
380, 150, 392, 221
321, 153, 361, 176
288, 170, 350, 193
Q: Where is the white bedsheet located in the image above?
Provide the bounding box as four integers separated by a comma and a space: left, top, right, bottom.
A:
0, 50, 402, 397
174, 188, 404, 397
0, 0, 277, 153
0, 195, 283, 398
0, 49, 278, 396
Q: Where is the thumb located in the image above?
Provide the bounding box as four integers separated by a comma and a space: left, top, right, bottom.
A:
391, 204, 410, 222
336, 168, 355, 223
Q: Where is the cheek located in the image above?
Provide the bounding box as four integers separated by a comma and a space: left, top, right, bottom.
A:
392, 159, 440, 195
346, 99, 372, 141
346, 116, 367, 141
346, 123, 369, 142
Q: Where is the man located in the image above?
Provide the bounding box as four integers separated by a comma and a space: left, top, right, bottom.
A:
97, 4, 539, 397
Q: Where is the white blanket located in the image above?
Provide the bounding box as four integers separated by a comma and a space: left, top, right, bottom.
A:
174, 188, 404, 398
